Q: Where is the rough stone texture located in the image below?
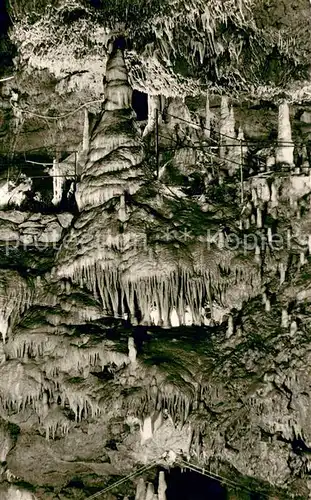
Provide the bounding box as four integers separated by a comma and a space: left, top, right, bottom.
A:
2, 4, 311, 499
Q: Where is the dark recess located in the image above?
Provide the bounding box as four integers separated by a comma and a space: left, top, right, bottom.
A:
132, 89, 148, 121
165, 468, 226, 499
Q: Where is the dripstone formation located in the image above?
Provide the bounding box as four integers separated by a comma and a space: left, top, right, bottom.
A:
2, 1, 311, 499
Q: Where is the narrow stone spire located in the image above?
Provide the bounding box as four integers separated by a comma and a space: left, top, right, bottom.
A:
135, 478, 147, 500
158, 471, 167, 500
75, 42, 145, 211
143, 95, 161, 137
104, 46, 132, 111
276, 101, 294, 165
204, 90, 211, 139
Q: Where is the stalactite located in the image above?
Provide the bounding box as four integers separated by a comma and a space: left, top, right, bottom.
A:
276, 101, 294, 165
140, 416, 153, 443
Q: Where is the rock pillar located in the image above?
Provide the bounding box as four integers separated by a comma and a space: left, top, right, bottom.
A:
276, 102, 294, 165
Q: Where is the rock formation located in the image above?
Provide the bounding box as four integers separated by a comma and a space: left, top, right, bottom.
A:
2, 1, 311, 499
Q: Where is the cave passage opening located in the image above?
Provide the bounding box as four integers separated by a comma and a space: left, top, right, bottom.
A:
132, 89, 148, 121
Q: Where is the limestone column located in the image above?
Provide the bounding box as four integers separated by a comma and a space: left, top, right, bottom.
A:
276, 101, 294, 165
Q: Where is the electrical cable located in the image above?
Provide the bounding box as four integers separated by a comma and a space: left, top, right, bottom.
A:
0, 76, 15, 83
11, 98, 105, 120
85, 459, 159, 500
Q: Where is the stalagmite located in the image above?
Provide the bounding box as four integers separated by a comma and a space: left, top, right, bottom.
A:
281, 308, 289, 328
118, 194, 127, 222
255, 245, 261, 264
204, 91, 211, 139
145, 483, 155, 500
51, 158, 65, 206
82, 107, 89, 152
143, 95, 161, 137
218, 231, 225, 249
128, 337, 137, 364
271, 182, 278, 206
287, 229, 292, 249
308, 235, 311, 255
219, 96, 239, 174
276, 102, 294, 165
237, 126, 248, 161
300, 251, 306, 266
219, 96, 230, 161
265, 298, 271, 312
279, 263, 286, 285
158, 471, 167, 500
75, 43, 145, 211
226, 314, 234, 338
290, 320, 298, 335
135, 478, 147, 500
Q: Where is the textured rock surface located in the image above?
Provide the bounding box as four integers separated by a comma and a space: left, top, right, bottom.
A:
3, 2, 311, 499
